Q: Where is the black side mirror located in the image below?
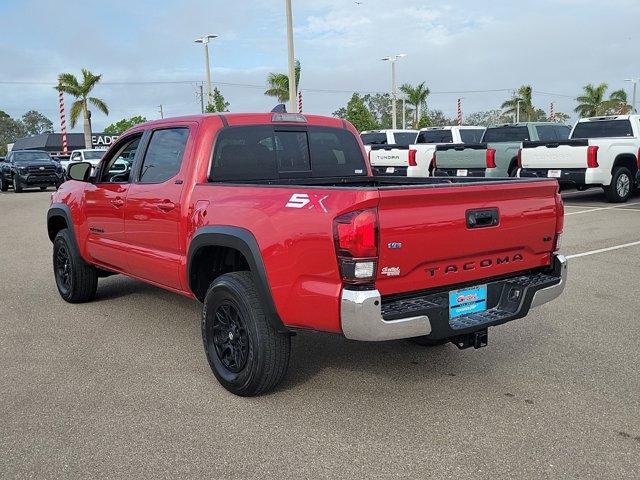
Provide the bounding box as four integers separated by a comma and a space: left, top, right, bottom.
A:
68, 162, 93, 182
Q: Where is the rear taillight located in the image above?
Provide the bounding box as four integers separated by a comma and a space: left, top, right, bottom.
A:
587, 145, 599, 168
554, 189, 564, 252
408, 149, 417, 167
517, 148, 522, 168
637, 147, 640, 170
334, 209, 378, 283
486, 148, 497, 169
431, 151, 437, 170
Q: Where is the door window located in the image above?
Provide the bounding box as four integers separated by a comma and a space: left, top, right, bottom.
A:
97, 135, 143, 183
138, 128, 189, 184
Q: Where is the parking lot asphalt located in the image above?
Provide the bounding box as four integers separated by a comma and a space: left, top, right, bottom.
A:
1, 188, 639, 479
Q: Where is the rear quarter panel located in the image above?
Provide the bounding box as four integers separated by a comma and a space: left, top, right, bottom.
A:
189, 184, 379, 333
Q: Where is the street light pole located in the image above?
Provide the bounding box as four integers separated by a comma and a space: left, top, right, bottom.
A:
195, 34, 219, 107
516, 100, 521, 123
625, 78, 638, 113
285, 0, 297, 113
382, 54, 406, 129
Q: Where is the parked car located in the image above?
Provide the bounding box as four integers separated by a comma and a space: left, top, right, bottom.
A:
435, 123, 571, 178
61, 149, 107, 174
360, 129, 418, 151
48, 113, 567, 396
0, 150, 65, 192
519, 115, 640, 202
369, 126, 485, 177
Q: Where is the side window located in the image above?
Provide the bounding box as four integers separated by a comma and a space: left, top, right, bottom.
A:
97, 134, 143, 183
70, 152, 80, 161
138, 128, 189, 184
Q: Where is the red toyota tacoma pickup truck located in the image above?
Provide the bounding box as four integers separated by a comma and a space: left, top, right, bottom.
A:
47, 112, 567, 396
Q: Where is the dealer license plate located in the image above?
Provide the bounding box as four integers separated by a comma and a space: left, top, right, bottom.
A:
547, 169, 561, 178
449, 285, 488, 319
457, 169, 468, 176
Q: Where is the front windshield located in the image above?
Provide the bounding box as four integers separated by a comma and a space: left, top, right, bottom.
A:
13, 151, 51, 162
84, 150, 106, 160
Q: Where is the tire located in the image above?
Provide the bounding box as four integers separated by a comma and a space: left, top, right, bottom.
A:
508, 162, 518, 177
202, 272, 290, 396
53, 229, 98, 303
13, 176, 22, 193
0, 177, 7, 192
409, 336, 450, 347
604, 167, 633, 203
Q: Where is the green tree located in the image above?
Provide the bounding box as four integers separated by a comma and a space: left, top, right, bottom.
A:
464, 109, 512, 127
399, 82, 430, 127
502, 85, 535, 121
104, 115, 147, 135
342, 93, 376, 131
418, 109, 455, 129
574, 83, 629, 117
57, 69, 109, 148
264, 59, 301, 103
205, 87, 230, 113
0, 114, 26, 156
21, 110, 53, 136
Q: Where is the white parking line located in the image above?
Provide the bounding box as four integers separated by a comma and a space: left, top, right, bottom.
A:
565, 202, 640, 216
566, 240, 640, 259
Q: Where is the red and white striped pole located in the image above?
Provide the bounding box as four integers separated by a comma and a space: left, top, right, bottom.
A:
550, 102, 555, 122
456, 98, 462, 126
58, 85, 68, 155
298, 91, 303, 113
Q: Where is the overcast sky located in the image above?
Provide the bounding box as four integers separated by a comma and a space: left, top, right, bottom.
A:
1, 0, 638, 132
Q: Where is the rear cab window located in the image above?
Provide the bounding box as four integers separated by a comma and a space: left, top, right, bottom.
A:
360, 132, 387, 145
416, 130, 453, 144
536, 125, 571, 141
459, 129, 485, 143
571, 120, 634, 139
211, 126, 367, 182
482, 126, 530, 142
392, 132, 417, 146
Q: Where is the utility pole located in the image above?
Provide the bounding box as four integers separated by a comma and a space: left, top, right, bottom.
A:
516, 100, 521, 123
195, 34, 218, 107
382, 54, 407, 129
402, 96, 406, 129
285, 0, 297, 113
199, 84, 205, 113
625, 78, 638, 113
158, 104, 164, 119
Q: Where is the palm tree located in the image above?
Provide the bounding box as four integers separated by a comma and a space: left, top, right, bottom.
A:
57, 69, 109, 148
608, 89, 631, 114
264, 59, 301, 104
399, 82, 430, 127
502, 85, 535, 122
575, 83, 609, 117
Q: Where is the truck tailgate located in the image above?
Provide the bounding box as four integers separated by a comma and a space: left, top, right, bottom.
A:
369, 146, 410, 167
435, 144, 487, 169
375, 180, 560, 296
521, 140, 589, 169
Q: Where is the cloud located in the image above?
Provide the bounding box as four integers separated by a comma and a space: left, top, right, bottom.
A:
0, 0, 639, 131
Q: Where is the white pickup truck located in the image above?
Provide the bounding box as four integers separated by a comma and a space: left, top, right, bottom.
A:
60, 149, 107, 174
519, 115, 640, 202
368, 125, 485, 177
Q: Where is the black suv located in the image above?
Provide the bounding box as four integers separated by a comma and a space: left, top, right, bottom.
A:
0, 150, 65, 192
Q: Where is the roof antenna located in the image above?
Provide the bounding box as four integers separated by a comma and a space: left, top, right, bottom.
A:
271, 104, 287, 113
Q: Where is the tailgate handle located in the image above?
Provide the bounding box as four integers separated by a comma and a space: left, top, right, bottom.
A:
467, 209, 499, 229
